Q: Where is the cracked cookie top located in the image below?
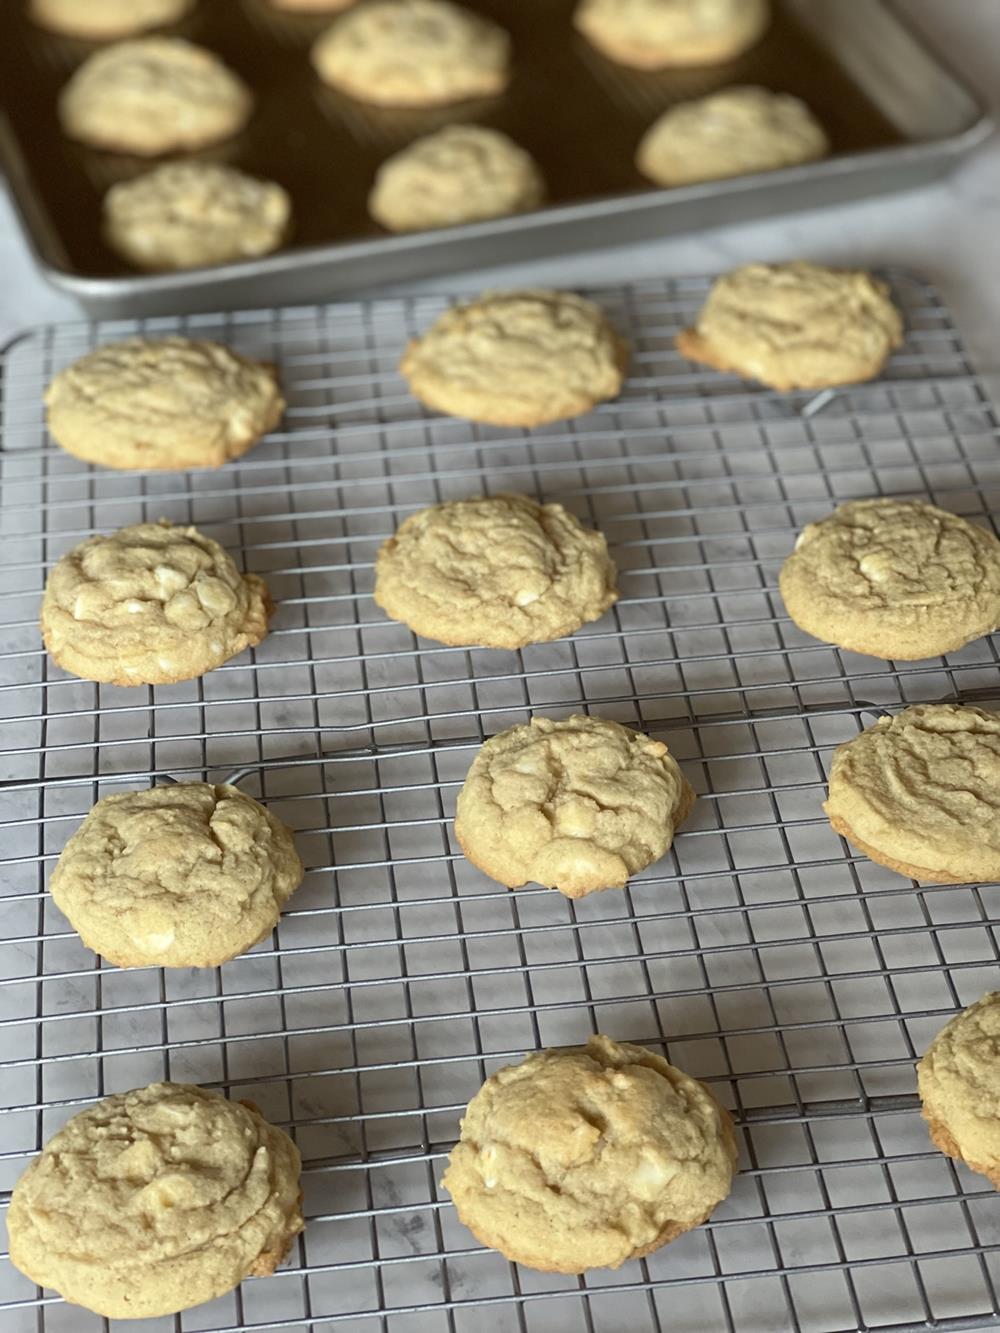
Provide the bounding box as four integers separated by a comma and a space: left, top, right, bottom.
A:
918, 992, 1000, 1185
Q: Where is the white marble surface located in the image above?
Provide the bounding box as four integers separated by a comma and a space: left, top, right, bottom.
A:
1, 0, 998, 363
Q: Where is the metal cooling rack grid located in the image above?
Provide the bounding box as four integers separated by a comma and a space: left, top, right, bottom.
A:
2, 274, 1000, 1333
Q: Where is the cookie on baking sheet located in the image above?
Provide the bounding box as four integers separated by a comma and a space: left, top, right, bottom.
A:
311, 0, 510, 106
637, 85, 828, 187
7, 1081, 303, 1318
41, 519, 271, 686
59, 38, 252, 155
373, 494, 617, 649
45, 337, 285, 471
104, 162, 291, 271
270, 0, 355, 9
823, 704, 1000, 884
918, 993, 1000, 1188
780, 499, 1000, 661
369, 124, 544, 233
50, 783, 304, 968
574, 0, 770, 68
455, 714, 694, 897
30, 0, 195, 39
401, 289, 628, 427
442, 1033, 736, 1272
675, 261, 903, 390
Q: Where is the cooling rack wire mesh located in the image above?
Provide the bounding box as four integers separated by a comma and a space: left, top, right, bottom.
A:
1, 273, 1000, 1333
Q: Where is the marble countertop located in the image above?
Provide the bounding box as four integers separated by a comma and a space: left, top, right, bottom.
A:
2, 0, 998, 364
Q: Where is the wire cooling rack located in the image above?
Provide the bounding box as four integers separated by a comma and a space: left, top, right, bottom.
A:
2, 273, 1000, 1333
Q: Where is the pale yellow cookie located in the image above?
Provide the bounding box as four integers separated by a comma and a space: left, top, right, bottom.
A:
637, 85, 828, 187
676, 261, 903, 390
369, 125, 544, 233
442, 1034, 736, 1272
455, 714, 694, 897
271, 0, 355, 9
59, 38, 252, 156
374, 495, 617, 649
8, 1082, 303, 1318
50, 783, 304, 968
824, 704, 1000, 883
918, 993, 1000, 1188
41, 519, 272, 686
30, 0, 195, 39
104, 162, 291, 271
311, 0, 510, 107
401, 289, 628, 427
780, 499, 1000, 661
574, 0, 770, 69
45, 337, 285, 471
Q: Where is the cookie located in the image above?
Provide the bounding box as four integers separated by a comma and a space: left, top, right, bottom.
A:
59, 38, 252, 156
50, 783, 304, 968
401, 289, 628, 427
374, 495, 617, 649
369, 125, 544, 233
918, 993, 1000, 1187
780, 499, 1000, 661
574, 0, 770, 69
676, 261, 903, 391
104, 162, 291, 270
271, 0, 355, 9
637, 85, 828, 187
311, 0, 510, 107
41, 519, 271, 686
442, 1033, 736, 1272
8, 1081, 303, 1318
30, 0, 195, 39
45, 337, 284, 471
824, 703, 1000, 883
455, 714, 694, 897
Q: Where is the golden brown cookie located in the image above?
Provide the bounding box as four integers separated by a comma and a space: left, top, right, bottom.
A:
401, 289, 628, 427
824, 704, 1000, 883
311, 0, 510, 107
373, 495, 618, 648
918, 992, 1000, 1187
50, 783, 304, 968
369, 125, 544, 233
442, 1034, 736, 1272
455, 714, 694, 897
59, 38, 252, 156
41, 520, 271, 686
45, 337, 285, 471
780, 499, 1000, 661
30, 0, 195, 39
8, 1081, 303, 1318
637, 85, 828, 187
574, 0, 770, 69
676, 261, 903, 391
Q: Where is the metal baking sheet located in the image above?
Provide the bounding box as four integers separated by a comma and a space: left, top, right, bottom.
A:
3, 272, 1000, 1332
0, 0, 990, 318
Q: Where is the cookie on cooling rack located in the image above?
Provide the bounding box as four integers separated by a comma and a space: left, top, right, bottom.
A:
401, 289, 628, 427
41, 519, 272, 686
311, 0, 510, 107
824, 703, 1000, 883
780, 499, 1000, 661
574, 0, 770, 68
373, 494, 617, 649
59, 38, 252, 156
369, 125, 544, 234
918, 992, 1000, 1187
442, 1033, 736, 1271
637, 86, 828, 187
455, 714, 694, 898
103, 162, 291, 271
45, 337, 285, 471
8, 1081, 303, 1318
50, 782, 303, 968
675, 261, 903, 391
30, 0, 195, 39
